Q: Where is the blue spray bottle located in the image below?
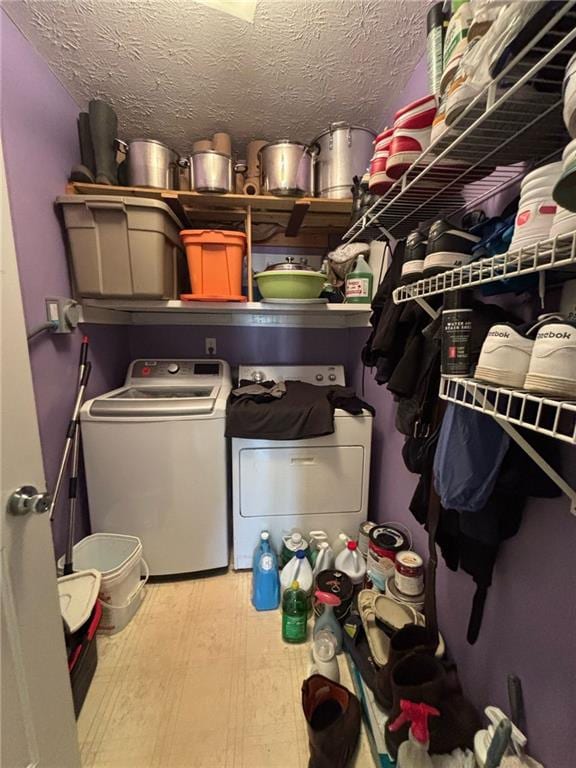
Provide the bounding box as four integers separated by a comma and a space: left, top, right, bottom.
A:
252, 531, 280, 611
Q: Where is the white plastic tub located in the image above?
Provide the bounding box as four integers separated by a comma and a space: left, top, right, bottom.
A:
98, 560, 149, 635
58, 533, 144, 610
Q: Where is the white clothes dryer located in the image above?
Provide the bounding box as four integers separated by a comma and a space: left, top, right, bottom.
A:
231, 364, 373, 569
81, 359, 231, 576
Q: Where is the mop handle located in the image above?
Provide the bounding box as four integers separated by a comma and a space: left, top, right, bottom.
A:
49, 362, 92, 521
62, 338, 90, 571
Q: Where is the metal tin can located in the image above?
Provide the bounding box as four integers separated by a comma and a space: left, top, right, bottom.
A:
394, 551, 424, 596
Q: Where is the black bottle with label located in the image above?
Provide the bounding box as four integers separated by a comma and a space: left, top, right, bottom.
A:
441, 290, 473, 376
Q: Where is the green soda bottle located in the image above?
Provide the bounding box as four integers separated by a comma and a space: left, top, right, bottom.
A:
282, 581, 308, 644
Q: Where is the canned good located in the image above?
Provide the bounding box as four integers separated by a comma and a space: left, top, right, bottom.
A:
313, 569, 354, 621
394, 551, 424, 596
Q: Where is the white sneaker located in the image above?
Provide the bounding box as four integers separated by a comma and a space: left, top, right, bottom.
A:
524, 322, 576, 399
474, 324, 535, 388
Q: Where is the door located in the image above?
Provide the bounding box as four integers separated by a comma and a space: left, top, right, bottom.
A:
1, 144, 80, 766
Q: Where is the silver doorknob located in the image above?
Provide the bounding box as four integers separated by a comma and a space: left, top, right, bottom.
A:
8, 486, 52, 516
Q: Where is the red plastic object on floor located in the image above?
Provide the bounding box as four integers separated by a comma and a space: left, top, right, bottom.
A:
68, 600, 102, 718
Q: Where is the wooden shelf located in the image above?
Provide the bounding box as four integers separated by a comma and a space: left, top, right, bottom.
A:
68, 183, 352, 231
79, 299, 371, 329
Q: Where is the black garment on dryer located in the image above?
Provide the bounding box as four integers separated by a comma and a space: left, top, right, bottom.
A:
225, 380, 374, 441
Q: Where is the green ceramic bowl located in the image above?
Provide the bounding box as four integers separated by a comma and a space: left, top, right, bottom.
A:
255, 270, 326, 299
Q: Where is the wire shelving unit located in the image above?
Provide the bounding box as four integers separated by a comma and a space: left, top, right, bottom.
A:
344, 2, 576, 241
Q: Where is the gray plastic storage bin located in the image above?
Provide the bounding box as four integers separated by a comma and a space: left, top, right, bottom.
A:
56, 195, 185, 299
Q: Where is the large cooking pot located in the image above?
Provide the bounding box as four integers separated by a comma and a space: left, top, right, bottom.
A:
312, 122, 376, 199
115, 139, 179, 189
189, 150, 232, 193
259, 141, 315, 197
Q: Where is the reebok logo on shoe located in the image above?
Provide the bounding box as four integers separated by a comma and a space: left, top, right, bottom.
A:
537, 331, 573, 339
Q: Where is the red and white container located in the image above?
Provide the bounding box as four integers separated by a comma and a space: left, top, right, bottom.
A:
387, 95, 437, 180
394, 551, 424, 597
369, 128, 395, 195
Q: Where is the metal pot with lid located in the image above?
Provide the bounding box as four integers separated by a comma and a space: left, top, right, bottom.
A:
115, 138, 179, 190
264, 256, 316, 272
259, 140, 315, 197
312, 122, 376, 200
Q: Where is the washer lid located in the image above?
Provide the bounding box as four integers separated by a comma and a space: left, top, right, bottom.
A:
88, 385, 219, 417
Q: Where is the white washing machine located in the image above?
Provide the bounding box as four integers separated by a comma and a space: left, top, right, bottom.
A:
232, 364, 373, 569
81, 359, 231, 576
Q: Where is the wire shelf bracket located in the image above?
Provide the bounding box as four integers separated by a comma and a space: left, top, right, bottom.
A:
440, 376, 576, 515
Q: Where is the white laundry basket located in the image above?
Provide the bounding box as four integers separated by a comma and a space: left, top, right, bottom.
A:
57, 533, 148, 634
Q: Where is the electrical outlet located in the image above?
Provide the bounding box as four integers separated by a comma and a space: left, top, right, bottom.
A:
45, 297, 80, 334
205, 337, 217, 355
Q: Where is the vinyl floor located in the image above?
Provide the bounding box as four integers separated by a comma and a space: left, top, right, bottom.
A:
78, 568, 375, 768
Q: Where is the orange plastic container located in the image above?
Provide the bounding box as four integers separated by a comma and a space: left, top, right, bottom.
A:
180, 229, 247, 302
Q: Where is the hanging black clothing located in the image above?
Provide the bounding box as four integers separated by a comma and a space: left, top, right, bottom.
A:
225, 380, 375, 441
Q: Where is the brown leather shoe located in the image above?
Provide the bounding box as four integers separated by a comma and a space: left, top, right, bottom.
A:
384, 653, 481, 759
302, 674, 361, 768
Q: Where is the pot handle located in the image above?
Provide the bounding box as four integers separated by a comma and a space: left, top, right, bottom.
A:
114, 138, 129, 154
178, 157, 190, 168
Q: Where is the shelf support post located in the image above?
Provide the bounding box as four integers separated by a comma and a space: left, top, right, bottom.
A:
415, 297, 439, 320
453, 381, 576, 516
246, 204, 253, 302
492, 416, 576, 516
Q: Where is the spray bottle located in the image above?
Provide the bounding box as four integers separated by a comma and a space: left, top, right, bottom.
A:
388, 700, 440, 768
313, 590, 343, 653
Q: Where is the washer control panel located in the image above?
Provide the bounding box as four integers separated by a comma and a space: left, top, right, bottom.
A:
128, 359, 225, 384
239, 365, 345, 386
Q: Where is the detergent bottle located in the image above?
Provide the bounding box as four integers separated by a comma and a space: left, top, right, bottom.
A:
280, 530, 310, 568
313, 590, 343, 653
345, 254, 373, 304
251, 531, 280, 611
335, 540, 366, 586
281, 549, 313, 596
332, 531, 351, 556
309, 629, 340, 683
282, 581, 308, 644
308, 530, 329, 565
312, 541, 335, 579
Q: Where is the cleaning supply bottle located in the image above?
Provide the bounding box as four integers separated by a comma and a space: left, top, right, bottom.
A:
388, 700, 439, 768
332, 531, 351, 556
312, 541, 335, 579
309, 629, 340, 682
313, 590, 343, 653
281, 549, 314, 596
308, 530, 329, 565
282, 581, 308, 644
335, 540, 367, 586
280, 530, 309, 568
251, 531, 280, 611
345, 254, 373, 304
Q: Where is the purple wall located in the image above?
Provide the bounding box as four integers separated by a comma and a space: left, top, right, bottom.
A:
127, 325, 359, 381
1, 12, 127, 556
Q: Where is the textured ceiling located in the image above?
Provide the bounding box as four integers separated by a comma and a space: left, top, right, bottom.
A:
4, 0, 429, 155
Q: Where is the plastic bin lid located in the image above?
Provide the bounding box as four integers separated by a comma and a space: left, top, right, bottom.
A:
55, 195, 183, 229
58, 569, 102, 633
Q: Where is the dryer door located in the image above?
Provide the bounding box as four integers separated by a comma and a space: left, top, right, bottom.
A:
239, 445, 365, 517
